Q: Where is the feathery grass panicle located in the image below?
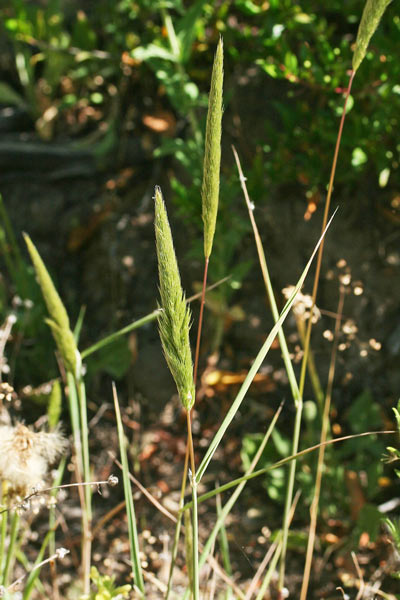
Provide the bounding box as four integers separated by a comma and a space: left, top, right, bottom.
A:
353, 0, 392, 71
154, 186, 195, 410
202, 38, 224, 259
23, 233, 81, 378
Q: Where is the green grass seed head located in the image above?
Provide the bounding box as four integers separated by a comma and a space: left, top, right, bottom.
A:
353, 0, 392, 72
23, 233, 81, 378
154, 186, 195, 410
202, 37, 224, 260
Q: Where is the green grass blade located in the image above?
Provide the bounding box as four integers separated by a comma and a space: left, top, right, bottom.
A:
184, 430, 393, 511
195, 209, 337, 484
81, 279, 229, 361
112, 383, 144, 594
81, 310, 161, 359
22, 530, 53, 599
180, 404, 282, 600
254, 534, 282, 600
2, 511, 19, 586
74, 305, 86, 344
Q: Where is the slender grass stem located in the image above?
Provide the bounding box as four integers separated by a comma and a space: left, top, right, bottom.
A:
216, 491, 232, 600
2, 511, 19, 587
298, 69, 355, 401
186, 409, 199, 600
165, 444, 189, 600
0, 508, 8, 580
76, 377, 92, 596
296, 318, 324, 410
81, 310, 161, 359
300, 286, 345, 600
193, 257, 209, 385
81, 279, 230, 361
113, 383, 144, 595
180, 404, 283, 600
254, 492, 301, 600
66, 372, 84, 507
255, 536, 282, 600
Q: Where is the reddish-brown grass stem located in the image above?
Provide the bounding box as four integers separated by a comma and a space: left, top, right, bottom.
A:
298, 69, 355, 398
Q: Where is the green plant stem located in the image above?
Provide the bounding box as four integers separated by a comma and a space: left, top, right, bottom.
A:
76, 377, 92, 596
165, 443, 190, 600
300, 286, 345, 600
113, 383, 144, 594
0, 508, 8, 579
186, 409, 199, 600
49, 457, 66, 558
66, 372, 85, 508
216, 489, 233, 600
22, 530, 53, 600
3, 511, 19, 587
181, 404, 283, 600
165, 255, 210, 598
193, 257, 209, 385
296, 318, 324, 410
255, 535, 282, 600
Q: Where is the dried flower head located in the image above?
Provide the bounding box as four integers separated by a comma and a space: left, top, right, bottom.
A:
0, 423, 67, 497
282, 286, 321, 324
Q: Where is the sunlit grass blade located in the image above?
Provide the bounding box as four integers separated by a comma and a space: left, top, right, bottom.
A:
195, 209, 337, 485
183, 429, 394, 511
180, 403, 283, 600
112, 382, 144, 595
